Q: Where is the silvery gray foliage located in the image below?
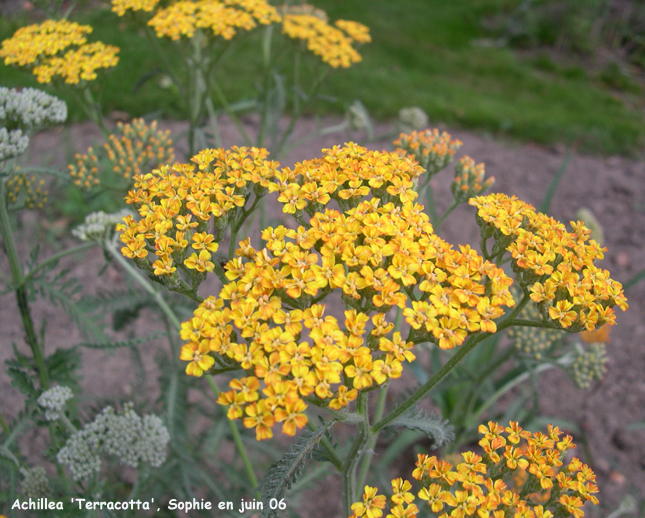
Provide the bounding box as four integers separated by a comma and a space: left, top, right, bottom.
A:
0, 127, 29, 161
0, 87, 67, 130
20, 467, 51, 499
57, 403, 170, 481
72, 209, 135, 242
37, 385, 74, 421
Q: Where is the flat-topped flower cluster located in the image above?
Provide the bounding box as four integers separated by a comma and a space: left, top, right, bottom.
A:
112, 0, 370, 68
0, 20, 119, 84
350, 421, 598, 518
469, 193, 628, 332
117, 133, 627, 442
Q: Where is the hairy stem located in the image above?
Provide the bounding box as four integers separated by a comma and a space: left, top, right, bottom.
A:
104, 241, 182, 331
343, 391, 370, 517
0, 179, 49, 390
22, 241, 95, 286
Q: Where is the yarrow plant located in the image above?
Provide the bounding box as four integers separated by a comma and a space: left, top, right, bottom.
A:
114, 126, 627, 516
0, 3, 632, 518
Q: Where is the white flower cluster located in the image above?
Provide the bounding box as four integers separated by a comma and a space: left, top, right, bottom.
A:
20, 466, 51, 499
57, 403, 170, 481
0, 87, 67, 130
0, 127, 29, 161
72, 209, 134, 242
37, 385, 74, 421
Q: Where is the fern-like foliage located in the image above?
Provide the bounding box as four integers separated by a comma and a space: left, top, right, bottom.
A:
385, 409, 455, 448
260, 420, 336, 518
33, 271, 108, 342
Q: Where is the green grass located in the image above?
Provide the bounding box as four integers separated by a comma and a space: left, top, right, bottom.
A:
1, 0, 644, 155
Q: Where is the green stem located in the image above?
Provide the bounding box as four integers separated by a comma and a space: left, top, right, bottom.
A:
425, 183, 438, 228
22, 242, 95, 286
304, 419, 343, 471
0, 179, 49, 390
0, 410, 10, 435
436, 201, 459, 228
81, 87, 109, 138
210, 79, 254, 147
205, 376, 260, 499
257, 24, 275, 148
204, 96, 223, 149
373, 295, 531, 435
274, 68, 330, 161
58, 413, 78, 435
104, 241, 181, 331
355, 385, 388, 491
343, 391, 370, 517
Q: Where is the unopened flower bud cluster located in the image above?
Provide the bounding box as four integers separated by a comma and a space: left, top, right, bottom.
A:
507, 291, 565, 360
20, 467, 50, 499
69, 118, 175, 189
5, 172, 48, 209
571, 342, 608, 389
57, 403, 170, 480
451, 155, 494, 203
37, 385, 74, 421
398, 106, 429, 133
394, 129, 462, 177
72, 209, 134, 242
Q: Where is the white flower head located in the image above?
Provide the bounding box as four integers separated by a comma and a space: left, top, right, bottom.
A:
37, 385, 74, 421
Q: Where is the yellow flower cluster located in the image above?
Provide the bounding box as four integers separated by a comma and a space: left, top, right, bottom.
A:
281, 6, 371, 68
178, 194, 514, 440
112, 0, 160, 16
469, 193, 628, 332
451, 156, 494, 203
69, 119, 175, 189
0, 20, 119, 84
117, 147, 279, 279
350, 421, 598, 518
271, 142, 425, 214
5, 172, 48, 209
394, 129, 463, 177
144, 0, 280, 41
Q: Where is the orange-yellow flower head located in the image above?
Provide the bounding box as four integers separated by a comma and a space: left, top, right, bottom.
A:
280, 4, 370, 68
178, 189, 513, 438
146, 0, 280, 41
470, 193, 628, 332
1, 20, 119, 84
350, 421, 598, 518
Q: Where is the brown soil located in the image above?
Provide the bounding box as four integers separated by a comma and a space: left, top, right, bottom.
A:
1, 116, 644, 516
